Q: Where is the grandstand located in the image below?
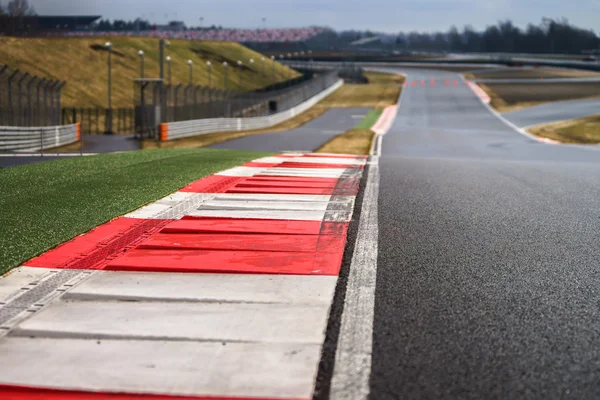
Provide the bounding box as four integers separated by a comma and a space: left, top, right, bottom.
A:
66, 27, 327, 43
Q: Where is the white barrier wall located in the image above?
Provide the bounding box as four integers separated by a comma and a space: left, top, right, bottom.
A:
0, 123, 79, 152
161, 80, 343, 141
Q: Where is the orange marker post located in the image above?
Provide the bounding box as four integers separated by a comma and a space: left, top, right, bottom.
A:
159, 123, 169, 141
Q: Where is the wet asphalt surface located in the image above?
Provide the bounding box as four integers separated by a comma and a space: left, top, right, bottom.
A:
370, 67, 600, 399
209, 108, 370, 152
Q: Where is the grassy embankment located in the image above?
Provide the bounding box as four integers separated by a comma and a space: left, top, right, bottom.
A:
0, 36, 298, 109
0, 148, 270, 275
528, 115, 600, 144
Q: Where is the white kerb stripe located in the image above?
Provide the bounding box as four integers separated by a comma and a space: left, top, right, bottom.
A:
330, 155, 380, 400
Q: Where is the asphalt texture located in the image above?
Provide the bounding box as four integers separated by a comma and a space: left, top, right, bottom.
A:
502, 98, 600, 128
371, 67, 600, 399
81, 134, 139, 153
209, 108, 370, 152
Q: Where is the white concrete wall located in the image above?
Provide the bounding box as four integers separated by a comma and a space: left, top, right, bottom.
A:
163, 80, 343, 141
0, 124, 79, 152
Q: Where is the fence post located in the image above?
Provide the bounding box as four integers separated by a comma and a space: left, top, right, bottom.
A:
7, 69, 19, 126
79, 122, 83, 156
40, 127, 44, 156
17, 73, 29, 126
36, 78, 46, 126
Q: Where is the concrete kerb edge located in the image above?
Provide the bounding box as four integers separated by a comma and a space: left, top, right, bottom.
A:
369, 72, 406, 156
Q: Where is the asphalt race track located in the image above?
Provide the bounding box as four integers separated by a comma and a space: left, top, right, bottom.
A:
209, 108, 369, 152
370, 67, 600, 399
502, 98, 600, 128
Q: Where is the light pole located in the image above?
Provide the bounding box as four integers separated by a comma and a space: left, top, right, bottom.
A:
262, 17, 266, 30
200, 17, 204, 29
105, 41, 113, 133
223, 61, 229, 89
138, 50, 145, 78
187, 59, 193, 85
159, 39, 170, 82
206, 61, 212, 87
237, 60, 243, 88
166, 56, 172, 85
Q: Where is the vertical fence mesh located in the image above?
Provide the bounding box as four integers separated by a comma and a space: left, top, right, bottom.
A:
0, 65, 65, 127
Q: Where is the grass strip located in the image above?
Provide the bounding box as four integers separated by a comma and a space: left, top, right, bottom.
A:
319, 84, 401, 108
528, 114, 600, 144
354, 109, 383, 130
315, 129, 375, 155
0, 148, 270, 274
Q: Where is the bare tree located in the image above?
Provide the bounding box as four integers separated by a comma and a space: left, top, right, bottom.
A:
7, 0, 36, 16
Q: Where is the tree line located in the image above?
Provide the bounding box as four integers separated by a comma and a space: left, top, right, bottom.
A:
319, 19, 600, 55
0, 0, 36, 16
400, 19, 599, 54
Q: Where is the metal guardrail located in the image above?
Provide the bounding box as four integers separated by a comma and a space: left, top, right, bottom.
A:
160, 79, 343, 141
0, 65, 66, 127
0, 123, 79, 152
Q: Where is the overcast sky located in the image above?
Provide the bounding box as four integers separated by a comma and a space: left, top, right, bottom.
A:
25, 0, 600, 33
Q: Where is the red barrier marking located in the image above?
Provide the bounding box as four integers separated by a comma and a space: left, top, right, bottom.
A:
179, 176, 246, 193
244, 162, 359, 169
411, 81, 416, 86
26, 217, 141, 268
453, 80, 458, 86
420, 80, 425, 86
246, 176, 340, 183
105, 248, 345, 275
226, 187, 339, 195
430, 80, 435, 86
403, 81, 408, 87
242, 162, 280, 168
298, 154, 367, 159
0, 384, 305, 400
445, 80, 450, 86
235, 181, 337, 189
164, 218, 325, 235
140, 233, 320, 252
277, 162, 361, 169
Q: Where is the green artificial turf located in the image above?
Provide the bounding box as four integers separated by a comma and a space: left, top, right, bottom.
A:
0, 148, 271, 275
354, 109, 383, 130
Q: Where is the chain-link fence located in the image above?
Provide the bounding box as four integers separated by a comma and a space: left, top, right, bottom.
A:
135, 70, 341, 138
0, 65, 66, 127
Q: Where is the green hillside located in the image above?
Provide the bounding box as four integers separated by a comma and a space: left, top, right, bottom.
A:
0, 36, 299, 108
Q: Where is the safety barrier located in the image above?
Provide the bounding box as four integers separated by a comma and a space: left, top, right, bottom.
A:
0, 123, 80, 152
159, 80, 343, 141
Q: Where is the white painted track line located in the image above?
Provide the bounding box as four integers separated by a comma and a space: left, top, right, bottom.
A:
0, 338, 320, 398
330, 156, 380, 400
